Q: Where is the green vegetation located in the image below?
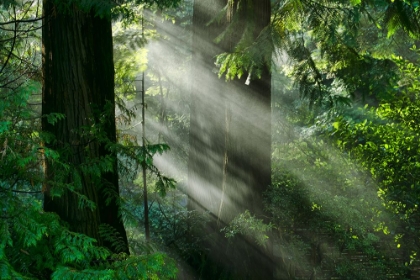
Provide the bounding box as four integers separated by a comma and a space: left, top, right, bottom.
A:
2, 0, 420, 279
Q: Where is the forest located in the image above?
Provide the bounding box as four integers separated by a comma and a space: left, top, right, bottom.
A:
1, 0, 420, 279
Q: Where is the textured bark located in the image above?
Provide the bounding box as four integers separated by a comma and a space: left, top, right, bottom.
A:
187, 0, 273, 278
42, 1, 128, 253
188, 0, 227, 218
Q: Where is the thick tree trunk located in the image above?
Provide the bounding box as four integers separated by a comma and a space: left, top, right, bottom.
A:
42, 1, 128, 254
188, 0, 227, 218
187, 0, 273, 278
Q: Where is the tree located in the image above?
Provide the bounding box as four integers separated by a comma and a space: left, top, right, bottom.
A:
1, 1, 178, 278
186, 0, 273, 278
41, 0, 180, 253
41, 0, 129, 253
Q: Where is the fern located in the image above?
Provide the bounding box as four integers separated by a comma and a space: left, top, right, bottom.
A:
0, 1, 180, 279
51, 252, 177, 280
99, 224, 129, 254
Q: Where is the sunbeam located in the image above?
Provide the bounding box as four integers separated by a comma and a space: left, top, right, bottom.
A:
117, 2, 418, 279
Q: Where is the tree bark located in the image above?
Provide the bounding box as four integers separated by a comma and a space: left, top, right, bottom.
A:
42, 1, 128, 254
187, 0, 273, 278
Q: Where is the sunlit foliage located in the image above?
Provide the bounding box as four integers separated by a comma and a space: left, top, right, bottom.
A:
3, 0, 420, 278
329, 49, 420, 273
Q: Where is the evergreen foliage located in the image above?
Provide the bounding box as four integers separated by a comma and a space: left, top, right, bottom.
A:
0, 77, 178, 279
1, 0, 180, 278
221, 210, 273, 247
216, 0, 419, 108
214, 0, 273, 80
265, 0, 420, 274
328, 49, 420, 274
267, 138, 405, 278
3, 0, 420, 278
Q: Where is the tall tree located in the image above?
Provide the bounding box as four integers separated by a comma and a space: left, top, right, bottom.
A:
187, 0, 273, 278
41, 0, 180, 253
41, 0, 129, 253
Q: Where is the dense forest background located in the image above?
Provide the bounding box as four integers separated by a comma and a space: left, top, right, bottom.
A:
1, 0, 420, 279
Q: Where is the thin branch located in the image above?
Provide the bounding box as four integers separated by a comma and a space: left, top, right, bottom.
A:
0, 24, 42, 32
0, 17, 43, 26
0, 7, 18, 75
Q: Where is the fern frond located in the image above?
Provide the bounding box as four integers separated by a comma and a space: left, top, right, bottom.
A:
99, 224, 128, 253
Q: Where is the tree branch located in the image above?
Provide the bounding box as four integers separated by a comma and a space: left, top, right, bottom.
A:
0, 17, 43, 26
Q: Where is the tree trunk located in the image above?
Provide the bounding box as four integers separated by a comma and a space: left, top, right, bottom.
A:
42, 1, 128, 254
187, 0, 273, 278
